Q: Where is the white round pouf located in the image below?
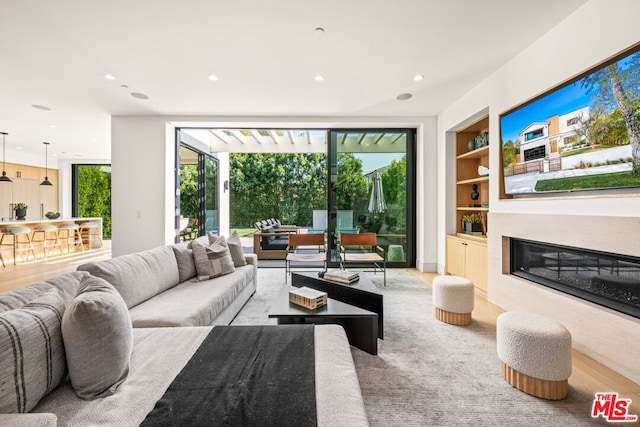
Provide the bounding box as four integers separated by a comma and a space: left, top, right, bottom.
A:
497, 311, 572, 400
432, 275, 474, 326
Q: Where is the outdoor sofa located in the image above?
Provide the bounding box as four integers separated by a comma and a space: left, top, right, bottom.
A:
0, 236, 368, 426
253, 218, 300, 260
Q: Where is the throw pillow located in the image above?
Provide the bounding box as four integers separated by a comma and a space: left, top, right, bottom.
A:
263, 226, 276, 242
227, 231, 247, 267
0, 292, 67, 413
171, 244, 197, 282
192, 238, 236, 280
62, 275, 133, 400
206, 232, 220, 246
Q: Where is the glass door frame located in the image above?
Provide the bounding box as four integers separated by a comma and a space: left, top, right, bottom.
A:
175, 130, 219, 242
327, 128, 416, 268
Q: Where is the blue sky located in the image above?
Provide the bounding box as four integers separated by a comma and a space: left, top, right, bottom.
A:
500, 81, 593, 144
358, 152, 405, 174
501, 52, 639, 145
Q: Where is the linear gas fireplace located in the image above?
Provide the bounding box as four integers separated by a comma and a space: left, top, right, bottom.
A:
510, 238, 640, 319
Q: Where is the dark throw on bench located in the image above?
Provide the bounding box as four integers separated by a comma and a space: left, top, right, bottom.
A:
141, 325, 317, 427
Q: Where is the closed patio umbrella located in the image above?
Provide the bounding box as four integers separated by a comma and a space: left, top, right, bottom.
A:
368, 171, 386, 217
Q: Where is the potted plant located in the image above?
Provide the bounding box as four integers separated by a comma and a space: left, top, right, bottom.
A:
462, 213, 483, 234
15, 202, 28, 220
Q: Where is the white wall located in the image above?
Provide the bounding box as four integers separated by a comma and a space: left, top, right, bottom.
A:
112, 116, 437, 270
218, 152, 230, 237
111, 117, 175, 256
437, 0, 640, 383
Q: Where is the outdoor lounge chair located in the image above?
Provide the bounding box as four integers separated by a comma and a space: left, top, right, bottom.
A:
340, 232, 386, 286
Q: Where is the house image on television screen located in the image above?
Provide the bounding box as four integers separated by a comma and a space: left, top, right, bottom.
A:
501, 46, 640, 195
518, 106, 590, 165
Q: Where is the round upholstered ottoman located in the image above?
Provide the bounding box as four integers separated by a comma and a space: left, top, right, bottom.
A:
432, 275, 474, 326
496, 312, 572, 400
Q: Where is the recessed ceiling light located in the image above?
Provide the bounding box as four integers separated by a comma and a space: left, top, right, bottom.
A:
121, 84, 129, 88
314, 75, 325, 82
413, 74, 424, 81
49, 125, 56, 128
105, 74, 116, 80
396, 93, 413, 101
32, 104, 51, 111
208, 74, 219, 81
16, 146, 22, 150
315, 27, 325, 35
130, 92, 149, 100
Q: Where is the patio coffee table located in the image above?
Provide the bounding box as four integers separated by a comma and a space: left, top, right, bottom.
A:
268, 285, 379, 355
291, 271, 384, 339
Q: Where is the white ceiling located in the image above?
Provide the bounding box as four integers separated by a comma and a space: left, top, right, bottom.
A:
0, 0, 588, 163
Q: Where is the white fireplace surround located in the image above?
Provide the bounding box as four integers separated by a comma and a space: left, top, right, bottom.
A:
488, 212, 640, 384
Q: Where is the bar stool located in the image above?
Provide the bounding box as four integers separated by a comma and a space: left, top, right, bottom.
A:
79, 221, 102, 250
32, 224, 62, 259
0, 226, 37, 266
57, 223, 84, 254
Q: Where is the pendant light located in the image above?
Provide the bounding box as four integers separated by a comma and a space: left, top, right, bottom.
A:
0, 132, 11, 183
40, 141, 53, 186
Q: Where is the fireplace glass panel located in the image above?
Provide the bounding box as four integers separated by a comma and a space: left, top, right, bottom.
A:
511, 239, 640, 319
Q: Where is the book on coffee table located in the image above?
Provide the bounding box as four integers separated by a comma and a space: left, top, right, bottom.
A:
323, 270, 360, 284
289, 286, 328, 310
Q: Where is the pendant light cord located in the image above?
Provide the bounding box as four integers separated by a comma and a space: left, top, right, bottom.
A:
2, 133, 6, 173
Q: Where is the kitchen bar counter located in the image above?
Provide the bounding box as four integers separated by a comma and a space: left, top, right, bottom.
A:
0, 217, 103, 249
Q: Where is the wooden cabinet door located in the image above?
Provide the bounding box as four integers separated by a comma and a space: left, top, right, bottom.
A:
465, 240, 488, 293
12, 179, 41, 221
446, 236, 466, 277
0, 182, 12, 220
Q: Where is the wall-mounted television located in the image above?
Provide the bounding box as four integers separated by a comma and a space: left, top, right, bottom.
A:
500, 43, 640, 195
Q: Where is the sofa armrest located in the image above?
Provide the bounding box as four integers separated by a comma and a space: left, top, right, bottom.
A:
0, 413, 57, 426
244, 253, 258, 266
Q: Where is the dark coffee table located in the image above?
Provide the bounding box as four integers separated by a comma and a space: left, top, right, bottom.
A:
268, 285, 379, 355
291, 272, 384, 339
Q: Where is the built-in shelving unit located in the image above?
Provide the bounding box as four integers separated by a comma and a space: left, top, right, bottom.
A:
454, 117, 490, 237
446, 115, 490, 296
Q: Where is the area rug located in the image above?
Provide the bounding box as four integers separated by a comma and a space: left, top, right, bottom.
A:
232, 269, 605, 426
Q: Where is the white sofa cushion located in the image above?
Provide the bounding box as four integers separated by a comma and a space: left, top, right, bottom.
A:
62, 276, 133, 399
77, 246, 180, 309
129, 264, 254, 327
0, 291, 66, 413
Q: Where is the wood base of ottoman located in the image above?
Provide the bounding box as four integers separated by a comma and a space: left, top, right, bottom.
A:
501, 361, 568, 400
434, 307, 471, 326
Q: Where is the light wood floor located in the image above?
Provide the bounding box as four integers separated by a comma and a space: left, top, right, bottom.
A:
0, 240, 112, 293
410, 270, 640, 417
1, 257, 638, 416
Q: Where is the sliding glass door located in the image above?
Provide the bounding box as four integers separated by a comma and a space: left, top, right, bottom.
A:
176, 137, 219, 242
328, 129, 415, 267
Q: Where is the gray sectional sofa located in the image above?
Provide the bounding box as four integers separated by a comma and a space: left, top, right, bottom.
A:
0, 238, 369, 426
76, 237, 258, 327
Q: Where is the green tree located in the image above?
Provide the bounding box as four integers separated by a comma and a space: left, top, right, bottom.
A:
581, 52, 640, 174
229, 153, 327, 226
336, 153, 367, 211
179, 164, 199, 219
502, 140, 517, 167
77, 166, 111, 237
381, 156, 406, 226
